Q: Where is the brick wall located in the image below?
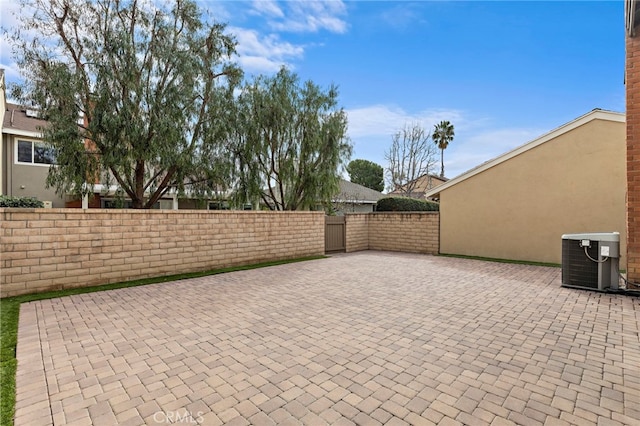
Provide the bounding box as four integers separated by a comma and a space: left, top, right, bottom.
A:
627, 34, 640, 285
345, 212, 440, 255
345, 214, 369, 252
0, 209, 324, 297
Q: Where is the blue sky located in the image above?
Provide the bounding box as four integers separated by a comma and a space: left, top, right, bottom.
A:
0, 0, 625, 180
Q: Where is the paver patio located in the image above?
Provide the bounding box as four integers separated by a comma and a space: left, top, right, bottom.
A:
13, 251, 640, 425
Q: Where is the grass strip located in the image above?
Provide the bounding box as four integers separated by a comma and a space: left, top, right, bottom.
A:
0, 299, 18, 426
0, 255, 324, 426
437, 252, 561, 268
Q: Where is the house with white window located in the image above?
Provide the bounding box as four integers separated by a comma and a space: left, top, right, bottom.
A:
1, 70, 64, 207
1, 101, 63, 206
0, 70, 219, 210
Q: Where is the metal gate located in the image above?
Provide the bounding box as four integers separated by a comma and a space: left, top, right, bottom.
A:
325, 216, 346, 253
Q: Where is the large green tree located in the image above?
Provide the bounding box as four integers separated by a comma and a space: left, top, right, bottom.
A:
347, 159, 384, 192
230, 68, 352, 210
432, 120, 455, 178
10, 0, 241, 208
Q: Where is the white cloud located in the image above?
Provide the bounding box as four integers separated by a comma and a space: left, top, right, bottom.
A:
445, 127, 544, 178
346, 104, 466, 138
461, 128, 543, 155
0, 33, 21, 83
251, 0, 284, 18
256, 0, 348, 34
1, 1, 345, 80
237, 56, 284, 74
345, 103, 546, 179
232, 27, 304, 58
0, 60, 21, 81
230, 26, 304, 73
344, 104, 468, 177
0, 0, 21, 29
378, 3, 428, 31
0, 0, 27, 85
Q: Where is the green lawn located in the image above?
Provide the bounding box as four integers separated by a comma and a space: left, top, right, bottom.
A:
0, 256, 324, 426
0, 299, 18, 426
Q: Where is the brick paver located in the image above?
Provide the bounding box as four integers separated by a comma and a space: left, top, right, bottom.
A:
14, 252, 640, 425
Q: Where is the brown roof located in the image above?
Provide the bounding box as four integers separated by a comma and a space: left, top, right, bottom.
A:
3, 102, 48, 134
389, 173, 448, 196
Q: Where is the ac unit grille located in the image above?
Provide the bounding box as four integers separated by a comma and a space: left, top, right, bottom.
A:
562, 239, 599, 289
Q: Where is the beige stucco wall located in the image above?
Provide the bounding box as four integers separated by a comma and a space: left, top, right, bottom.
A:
0, 209, 324, 297
0, 133, 5, 196
3, 134, 66, 207
0, 88, 4, 196
439, 118, 627, 267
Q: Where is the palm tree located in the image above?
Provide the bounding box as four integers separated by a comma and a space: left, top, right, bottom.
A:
433, 120, 454, 178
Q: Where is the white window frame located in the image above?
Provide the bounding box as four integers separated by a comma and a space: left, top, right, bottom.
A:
14, 139, 56, 166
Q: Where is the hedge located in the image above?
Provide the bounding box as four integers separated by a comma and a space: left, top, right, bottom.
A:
376, 196, 439, 212
0, 196, 45, 208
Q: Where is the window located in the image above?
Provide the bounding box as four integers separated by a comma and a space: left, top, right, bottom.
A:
16, 140, 56, 165
208, 201, 252, 210
208, 201, 230, 210
102, 199, 134, 209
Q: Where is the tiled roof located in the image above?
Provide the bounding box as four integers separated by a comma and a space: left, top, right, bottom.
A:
3, 102, 47, 135
335, 179, 385, 203
388, 173, 448, 196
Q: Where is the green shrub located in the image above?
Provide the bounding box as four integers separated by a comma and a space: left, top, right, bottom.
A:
376, 196, 439, 212
0, 196, 45, 208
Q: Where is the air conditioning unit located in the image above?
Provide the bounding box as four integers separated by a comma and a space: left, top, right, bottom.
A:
561, 232, 620, 291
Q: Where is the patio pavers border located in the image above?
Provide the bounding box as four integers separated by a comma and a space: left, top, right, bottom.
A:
13, 252, 640, 425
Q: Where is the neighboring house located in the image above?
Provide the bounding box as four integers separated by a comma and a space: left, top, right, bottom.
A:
0, 71, 220, 210
1, 102, 63, 206
388, 174, 448, 201
0, 99, 197, 209
64, 179, 220, 210
331, 179, 385, 214
1, 70, 66, 206
0, 70, 3, 197
424, 109, 627, 268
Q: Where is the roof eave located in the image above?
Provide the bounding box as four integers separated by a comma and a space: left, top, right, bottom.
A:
2, 128, 44, 138
331, 199, 378, 204
424, 109, 625, 198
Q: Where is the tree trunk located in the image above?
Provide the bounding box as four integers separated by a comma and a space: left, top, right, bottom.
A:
133, 160, 146, 208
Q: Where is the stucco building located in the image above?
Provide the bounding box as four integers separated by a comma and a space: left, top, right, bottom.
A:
425, 109, 627, 268
1, 70, 66, 206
